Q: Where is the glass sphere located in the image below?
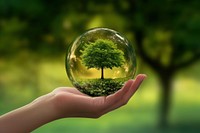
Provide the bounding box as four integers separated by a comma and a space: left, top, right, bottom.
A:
66, 28, 136, 96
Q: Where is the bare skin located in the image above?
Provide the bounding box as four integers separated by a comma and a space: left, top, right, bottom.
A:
0, 74, 146, 133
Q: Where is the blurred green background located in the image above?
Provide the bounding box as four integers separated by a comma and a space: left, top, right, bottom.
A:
0, 0, 200, 133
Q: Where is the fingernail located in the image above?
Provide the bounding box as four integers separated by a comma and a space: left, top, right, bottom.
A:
141, 74, 147, 80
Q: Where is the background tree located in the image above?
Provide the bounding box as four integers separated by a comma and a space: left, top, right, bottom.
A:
80, 39, 125, 79
112, 0, 200, 126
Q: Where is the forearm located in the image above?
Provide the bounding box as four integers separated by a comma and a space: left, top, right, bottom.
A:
0, 93, 58, 133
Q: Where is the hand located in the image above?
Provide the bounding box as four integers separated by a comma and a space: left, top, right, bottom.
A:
0, 74, 146, 132
51, 74, 147, 118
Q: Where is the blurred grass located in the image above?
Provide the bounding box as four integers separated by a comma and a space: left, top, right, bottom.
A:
0, 54, 200, 133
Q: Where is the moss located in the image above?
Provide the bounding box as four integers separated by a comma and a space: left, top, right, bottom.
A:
74, 78, 127, 96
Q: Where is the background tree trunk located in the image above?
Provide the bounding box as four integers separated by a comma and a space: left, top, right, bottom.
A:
159, 73, 173, 127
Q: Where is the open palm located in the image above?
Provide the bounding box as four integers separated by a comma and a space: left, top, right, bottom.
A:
52, 74, 146, 118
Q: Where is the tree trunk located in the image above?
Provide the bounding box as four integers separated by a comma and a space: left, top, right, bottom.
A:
101, 67, 104, 79
159, 74, 173, 128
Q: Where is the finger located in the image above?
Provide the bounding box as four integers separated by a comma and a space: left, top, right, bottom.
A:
89, 79, 134, 117
124, 74, 146, 101
104, 79, 134, 107
95, 79, 134, 114
102, 74, 146, 113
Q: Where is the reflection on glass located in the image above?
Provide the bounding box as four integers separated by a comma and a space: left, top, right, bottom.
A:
66, 28, 136, 96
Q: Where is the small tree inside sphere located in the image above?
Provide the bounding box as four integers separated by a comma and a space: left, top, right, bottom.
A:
80, 39, 125, 79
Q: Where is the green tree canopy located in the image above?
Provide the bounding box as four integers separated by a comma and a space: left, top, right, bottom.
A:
80, 39, 125, 79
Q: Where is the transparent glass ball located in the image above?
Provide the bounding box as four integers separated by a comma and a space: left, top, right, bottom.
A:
66, 28, 136, 96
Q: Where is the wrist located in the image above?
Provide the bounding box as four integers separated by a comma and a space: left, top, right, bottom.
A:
30, 93, 60, 122
0, 93, 59, 132
19, 93, 59, 132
